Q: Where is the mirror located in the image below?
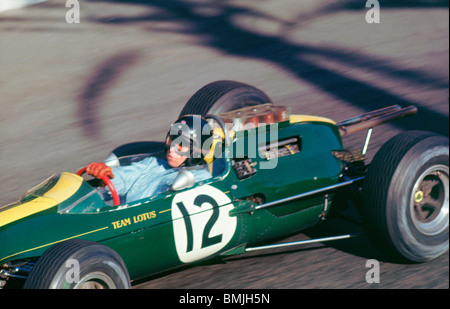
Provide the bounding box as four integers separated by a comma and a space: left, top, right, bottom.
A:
171, 170, 195, 191
103, 153, 120, 168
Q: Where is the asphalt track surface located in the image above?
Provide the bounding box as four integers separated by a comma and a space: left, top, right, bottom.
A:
0, 0, 448, 289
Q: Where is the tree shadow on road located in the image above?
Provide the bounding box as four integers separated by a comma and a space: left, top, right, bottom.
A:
345, 0, 449, 9
77, 50, 141, 138
87, 0, 448, 137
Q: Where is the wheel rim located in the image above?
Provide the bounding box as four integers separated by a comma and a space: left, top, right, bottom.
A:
74, 272, 117, 289
410, 165, 449, 236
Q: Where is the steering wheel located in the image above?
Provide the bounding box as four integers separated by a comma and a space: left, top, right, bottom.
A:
77, 167, 121, 206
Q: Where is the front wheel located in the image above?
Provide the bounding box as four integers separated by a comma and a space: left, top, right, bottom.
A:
24, 240, 130, 289
362, 131, 449, 262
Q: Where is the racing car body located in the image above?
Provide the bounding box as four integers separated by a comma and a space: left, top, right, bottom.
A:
1, 81, 448, 289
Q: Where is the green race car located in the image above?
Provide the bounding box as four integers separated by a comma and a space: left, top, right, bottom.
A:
0, 81, 448, 289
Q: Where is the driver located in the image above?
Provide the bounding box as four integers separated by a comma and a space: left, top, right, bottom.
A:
86, 115, 213, 204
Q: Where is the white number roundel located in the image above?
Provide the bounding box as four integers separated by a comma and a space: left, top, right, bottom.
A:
171, 185, 237, 263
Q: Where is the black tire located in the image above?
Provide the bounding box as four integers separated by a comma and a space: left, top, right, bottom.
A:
24, 239, 130, 289
179, 80, 272, 117
362, 131, 449, 262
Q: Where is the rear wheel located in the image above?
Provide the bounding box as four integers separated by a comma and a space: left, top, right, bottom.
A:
24, 239, 130, 289
179, 80, 272, 117
362, 131, 449, 262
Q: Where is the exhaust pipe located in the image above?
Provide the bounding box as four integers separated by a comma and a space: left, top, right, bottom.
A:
338, 105, 418, 137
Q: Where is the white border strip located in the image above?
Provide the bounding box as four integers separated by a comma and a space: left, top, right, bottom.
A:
0, 0, 48, 13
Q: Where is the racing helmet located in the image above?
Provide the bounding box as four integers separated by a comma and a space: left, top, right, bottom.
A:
165, 115, 213, 167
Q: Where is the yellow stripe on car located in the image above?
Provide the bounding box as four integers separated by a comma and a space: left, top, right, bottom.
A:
290, 114, 336, 125
0, 173, 83, 227
0, 226, 109, 263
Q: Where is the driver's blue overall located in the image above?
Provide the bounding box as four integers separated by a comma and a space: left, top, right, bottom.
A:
103, 157, 211, 204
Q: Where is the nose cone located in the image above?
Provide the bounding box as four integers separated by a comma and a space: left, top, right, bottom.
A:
0, 172, 84, 264
0, 198, 60, 264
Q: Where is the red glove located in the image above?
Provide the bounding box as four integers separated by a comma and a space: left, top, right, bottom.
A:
86, 162, 114, 179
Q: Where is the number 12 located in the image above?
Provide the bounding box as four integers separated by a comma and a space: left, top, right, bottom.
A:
176, 195, 223, 253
